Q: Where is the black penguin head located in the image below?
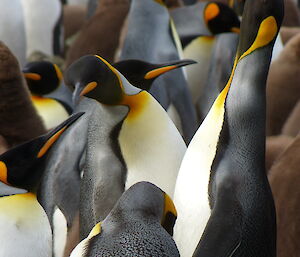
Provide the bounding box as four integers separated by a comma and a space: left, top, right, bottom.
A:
64, 55, 124, 106
0, 112, 84, 194
204, 2, 241, 34
23, 61, 63, 95
112, 182, 177, 236
235, 0, 283, 60
113, 59, 196, 91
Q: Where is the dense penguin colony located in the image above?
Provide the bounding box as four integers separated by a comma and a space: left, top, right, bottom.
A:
0, 0, 300, 256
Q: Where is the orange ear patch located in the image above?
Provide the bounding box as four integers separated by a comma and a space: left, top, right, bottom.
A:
0, 161, 9, 185
80, 82, 98, 96
37, 126, 67, 158
204, 3, 220, 23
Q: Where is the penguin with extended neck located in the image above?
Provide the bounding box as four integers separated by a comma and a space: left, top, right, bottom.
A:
65, 55, 186, 238
119, 0, 198, 144
0, 113, 84, 257
173, 0, 283, 255
70, 182, 179, 257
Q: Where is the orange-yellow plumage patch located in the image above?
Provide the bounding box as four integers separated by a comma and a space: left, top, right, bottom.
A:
0, 161, 9, 185
204, 3, 220, 24
24, 73, 41, 81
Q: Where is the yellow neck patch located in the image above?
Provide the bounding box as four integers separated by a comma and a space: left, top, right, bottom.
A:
88, 222, 102, 239
214, 16, 278, 110
0, 161, 9, 185
121, 91, 150, 121
37, 126, 67, 158
163, 193, 177, 218
204, 3, 220, 24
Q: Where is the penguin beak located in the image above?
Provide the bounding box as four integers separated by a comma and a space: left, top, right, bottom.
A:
144, 59, 197, 79
72, 81, 98, 106
161, 193, 177, 236
23, 72, 41, 81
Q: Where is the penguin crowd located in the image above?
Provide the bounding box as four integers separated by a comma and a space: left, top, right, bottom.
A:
0, 0, 299, 256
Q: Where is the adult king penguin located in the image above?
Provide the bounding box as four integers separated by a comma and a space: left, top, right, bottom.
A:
65, 55, 187, 238
0, 113, 84, 257
23, 61, 72, 129
119, 0, 198, 144
173, 0, 283, 255
70, 182, 180, 257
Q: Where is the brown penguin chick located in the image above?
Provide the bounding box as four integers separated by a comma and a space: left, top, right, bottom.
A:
282, 100, 300, 137
266, 135, 294, 172
280, 27, 300, 45
0, 41, 46, 147
282, 0, 300, 27
268, 133, 300, 257
266, 33, 300, 136
0, 135, 8, 154
65, 0, 130, 68
64, 4, 87, 40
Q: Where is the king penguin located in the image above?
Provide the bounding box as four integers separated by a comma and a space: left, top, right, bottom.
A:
171, 2, 240, 105
65, 55, 187, 238
119, 0, 198, 144
0, 112, 84, 257
70, 182, 180, 257
0, 42, 46, 148
21, 0, 64, 58
23, 61, 72, 129
173, 0, 283, 255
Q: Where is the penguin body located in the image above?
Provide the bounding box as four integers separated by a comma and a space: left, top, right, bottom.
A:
0, 113, 84, 257
21, 0, 63, 57
0, 0, 26, 66
0, 42, 46, 148
23, 61, 72, 129
65, 55, 187, 238
171, 2, 240, 105
120, 0, 197, 143
173, 0, 283, 255
70, 182, 179, 257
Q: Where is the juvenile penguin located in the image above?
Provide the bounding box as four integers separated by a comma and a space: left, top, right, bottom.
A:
268, 133, 300, 257
65, 55, 187, 237
70, 182, 180, 257
65, 0, 130, 67
0, 42, 46, 148
0, 113, 84, 257
113, 58, 196, 91
0, 0, 26, 66
266, 33, 300, 135
120, 0, 198, 143
21, 0, 64, 57
282, 100, 300, 136
173, 0, 283, 255
171, 2, 240, 104
23, 61, 72, 129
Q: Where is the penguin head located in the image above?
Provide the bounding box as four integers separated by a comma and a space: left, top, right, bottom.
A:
65, 55, 131, 106
204, 2, 241, 34
113, 59, 196, 91
0, 112, 84, 194
111, 181, 177, 236
23, 61, 63, 96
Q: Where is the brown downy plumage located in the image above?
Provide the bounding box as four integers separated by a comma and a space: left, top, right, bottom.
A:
282, 0, 300, 27
64, 4, 87, 40
266, 135, 293, 172
65, 0, 130, 67
282, 100, 300, 137
266, 33, 300, 136
280, 27, 300, 45
0, 41, 46, 147
268, 133, 300, 257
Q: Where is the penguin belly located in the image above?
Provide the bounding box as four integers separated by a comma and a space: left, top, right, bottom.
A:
118, 91, 186, 197
183, 36, 214, 104
0, 193, 52, 257
32, 96, 69, 129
